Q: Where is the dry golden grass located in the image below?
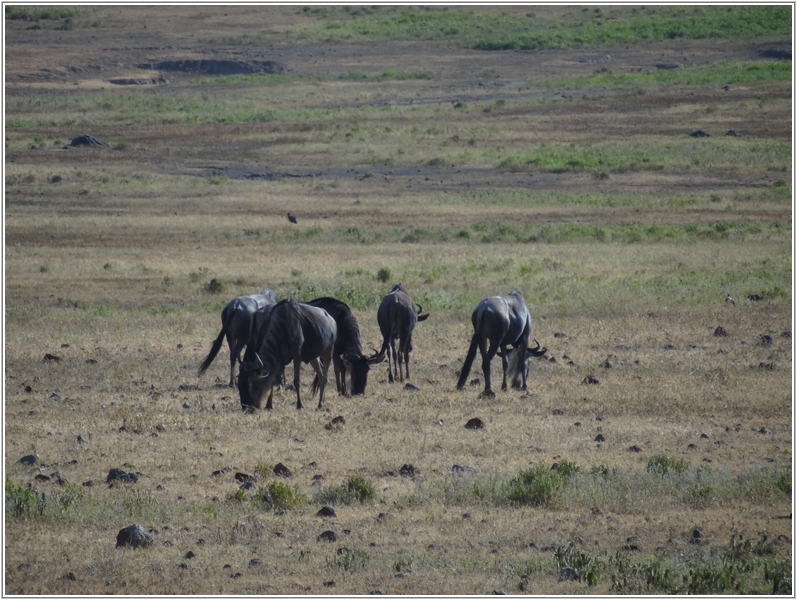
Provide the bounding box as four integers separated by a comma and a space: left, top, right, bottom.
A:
4, 5, 792, 595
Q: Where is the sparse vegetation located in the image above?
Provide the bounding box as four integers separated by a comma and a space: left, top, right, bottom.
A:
4, 5, 790, 596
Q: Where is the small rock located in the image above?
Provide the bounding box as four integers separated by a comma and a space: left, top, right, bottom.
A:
185, 551, 196, 559
317, 530, 337, 542
19, 454, 38, 465
234, 472, 254, 484
700, 433, 709, 439
404, 383, 419, 391
594, 434, 605, 442
748, 294, 763, 301
43, 353, 60, 362
760, 334, 773, 346
399, 463, 418, 476
316, 506, 336, 518
689, 130, 710, 137
107, 468, 138, 484
559, 567, 579, 581
452, 464, 479, 474
759, 427, 772, 434
725, 130, 741, 137
273, 463, 291, 477
628, 445, 642, 453
248, 558, 262, 567
713, 326, 727, 337
464, 417, 484, 429
552, 408, 564, 416
581, 375, 599, 385
116, 524, 153, 549
554, 332, 567, 338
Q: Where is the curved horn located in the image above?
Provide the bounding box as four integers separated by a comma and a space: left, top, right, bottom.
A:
528, 339, 547, 357
415, 303, 423, 314
256, 353, 264, 368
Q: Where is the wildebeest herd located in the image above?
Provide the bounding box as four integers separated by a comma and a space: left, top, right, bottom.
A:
198, 283, 546, 410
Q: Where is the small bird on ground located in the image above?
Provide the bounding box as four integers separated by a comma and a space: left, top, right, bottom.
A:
287, 213, 297, 224
725, 293, 735, 306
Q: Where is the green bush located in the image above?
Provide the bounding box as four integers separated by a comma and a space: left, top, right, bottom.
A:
5, 480, 44, 520
376, 268, 391, 283
505, 465, 561, 507
258, 481, 307, 510
646, 454, 687, 475
205, 278, 225, 294
315, 476, 376, 505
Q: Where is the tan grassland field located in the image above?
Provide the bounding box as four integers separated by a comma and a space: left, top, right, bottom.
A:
4, 5, 793, 595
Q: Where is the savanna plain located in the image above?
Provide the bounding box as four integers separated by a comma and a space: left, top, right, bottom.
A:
3, 5, 794, 595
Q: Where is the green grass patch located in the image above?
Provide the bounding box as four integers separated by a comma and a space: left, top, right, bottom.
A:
288, 6, 790, 49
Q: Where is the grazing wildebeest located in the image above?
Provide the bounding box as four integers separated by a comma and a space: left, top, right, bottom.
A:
376, 283, 429, 383
237, 299, 337, 410
306, 297, 384, 396
456, 291, 547, 396
198, 288, 279, 386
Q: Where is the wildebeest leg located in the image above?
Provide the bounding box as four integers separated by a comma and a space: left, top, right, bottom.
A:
227, 336, 243, 387
500, 345, 510, 391
480, 339, 495, 396
387, 337, 398, 383
265, 386, 274, 410
312, 350, 332, 408
332, 353, 346, 396
293, 358, 303, 409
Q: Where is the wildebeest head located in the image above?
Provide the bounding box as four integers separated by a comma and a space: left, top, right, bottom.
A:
237, 351, 274, 410
341, 348, 386, 395
503, 339, 547, 389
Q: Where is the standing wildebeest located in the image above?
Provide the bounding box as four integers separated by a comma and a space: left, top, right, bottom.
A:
306, 297, 384, 396
376, 283, 429, 383
197, 288, 279, 386
456, 291, 547, 396
237, 299, 337, 410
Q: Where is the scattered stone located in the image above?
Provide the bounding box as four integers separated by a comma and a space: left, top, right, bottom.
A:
758, 48, 792, 60
759, 362, 775, 371
35, 473, 50, 482
596, 413, 606, 421
404, 383, 419, 391
82, 480, 94, 487
138, 58, 286, 76
109, 74, 168, 86
760, 334, 773, 346
559, 567, 579, 581
464, 417, 484, 429
689, 130, 710, 137
273, 463, 291, 477
49, 392, 60, 401
248, 558, 262, 567
325, 415, 345, 430
664, 344, 677, 350
781, 331, 791, 338
628, 445, 642, 453
185, 551, 195, 559
594, 434, 606, 442
581, 375, 599, 385
451, 464, 479, 474
107, 468, 138, 484
316, 506, 336, 518
179, 562, 190, 570
65, 135, 108, 149
212, 467, 231, 477
700, 433, 709, 439
725, 130, 741, 137
554, 332, 567, 338
317, 530, 337, 542
549, 356, 557, 363
239, 481, 256, 491
323, 581, 336, 587
116, 524, 153, 549
43, 353, 60, 362
600, 359, 612, 369
713, 326, 727, 337
469, 378, 481, 387
759, 427, 772, 434
77, 434, 90, 444
552, 408, 564, 416
690, 527, 704, 544
399, 464, 418, 476
234, 472, 254, 484
19, 454, 38, 466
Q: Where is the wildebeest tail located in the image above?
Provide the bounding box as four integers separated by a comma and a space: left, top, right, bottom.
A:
197, 309, 234, 377
456, 334, 480, 390
507, 347, 525, 389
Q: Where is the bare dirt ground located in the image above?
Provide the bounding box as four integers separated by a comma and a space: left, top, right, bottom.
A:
3, 5, 792, 595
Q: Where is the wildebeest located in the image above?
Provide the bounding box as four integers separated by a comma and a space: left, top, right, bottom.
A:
306, 297, 384, 396
376, 283, 429, 383
197, 288, 279, 386
237, 299, 337, 410
456, 291, 547, 396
